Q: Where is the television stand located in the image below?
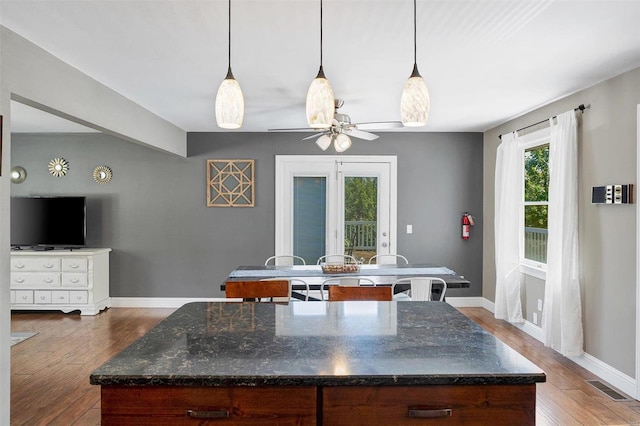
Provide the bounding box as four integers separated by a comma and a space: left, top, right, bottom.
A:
10, 248, 111, 315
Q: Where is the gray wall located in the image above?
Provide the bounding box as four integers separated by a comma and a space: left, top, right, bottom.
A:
483, 66, 640, 377
11, 131, 483, 298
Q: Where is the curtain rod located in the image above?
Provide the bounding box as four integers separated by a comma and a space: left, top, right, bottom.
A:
498, 104, 590, 140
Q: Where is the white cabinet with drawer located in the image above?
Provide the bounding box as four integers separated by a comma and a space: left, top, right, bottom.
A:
10, 249, 111, 315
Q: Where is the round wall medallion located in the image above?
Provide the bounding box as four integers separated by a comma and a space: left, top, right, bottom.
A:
48, 158, 69, 177
93, 166, 113, 184
10, 166, 27, 184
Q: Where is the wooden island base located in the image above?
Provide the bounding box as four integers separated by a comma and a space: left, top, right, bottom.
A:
100, 384, 536, 425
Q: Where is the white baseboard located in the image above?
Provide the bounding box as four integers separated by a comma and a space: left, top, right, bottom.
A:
569, 352, 636, 398
445, 296, 486, 308
110, 296, 638, 399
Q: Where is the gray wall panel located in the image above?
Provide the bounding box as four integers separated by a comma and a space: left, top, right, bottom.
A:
11, 131, 483, 298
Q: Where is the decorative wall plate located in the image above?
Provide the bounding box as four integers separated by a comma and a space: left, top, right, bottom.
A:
48, 158, 69, 177
93, 165, 113, 184
10, 166, 27, 184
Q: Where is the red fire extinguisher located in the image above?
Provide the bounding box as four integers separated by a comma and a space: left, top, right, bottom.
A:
462, 213, 474, 240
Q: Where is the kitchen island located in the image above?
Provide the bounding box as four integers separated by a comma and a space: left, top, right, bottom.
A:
91, 301, 545, 425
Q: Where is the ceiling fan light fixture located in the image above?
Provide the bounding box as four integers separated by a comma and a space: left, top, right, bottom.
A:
215, 0, 244, 129
306, 0, 335, 129
334, 133, 351, 152
401, 0, 429, 127
316, 134, 332, 151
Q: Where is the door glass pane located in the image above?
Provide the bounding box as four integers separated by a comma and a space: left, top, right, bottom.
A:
293, 177, 326, 264
344, 176, 377, 263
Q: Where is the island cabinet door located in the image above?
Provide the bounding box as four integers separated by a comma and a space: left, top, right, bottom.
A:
322, 384, 536, 425
100, 386, 317, 425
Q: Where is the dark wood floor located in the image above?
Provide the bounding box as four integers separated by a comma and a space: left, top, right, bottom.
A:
10, 306, 640, 425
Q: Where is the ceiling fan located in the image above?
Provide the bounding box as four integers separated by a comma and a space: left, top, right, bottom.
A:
268, 99, 403, 152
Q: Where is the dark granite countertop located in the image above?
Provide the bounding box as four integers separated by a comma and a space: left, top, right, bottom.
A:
90, 301, 545, 387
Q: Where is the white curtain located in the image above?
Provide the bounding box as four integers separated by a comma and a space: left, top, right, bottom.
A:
543, 110, 583, 356
494, 132, 524, 323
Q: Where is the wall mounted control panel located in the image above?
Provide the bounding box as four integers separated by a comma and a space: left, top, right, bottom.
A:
592, 184, 633, 204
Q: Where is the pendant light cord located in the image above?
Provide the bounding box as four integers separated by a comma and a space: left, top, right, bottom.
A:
224, 0, 234, 78
228, 0, 232, 69
320, 0, 324, 67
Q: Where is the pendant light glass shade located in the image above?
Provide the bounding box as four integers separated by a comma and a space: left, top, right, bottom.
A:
215, 0, 244, 129
316, 134, 332, 151
334, 133, 351, 152
216, 69, 244, 129
306, 68, 335, 129
401, 65, 429, 127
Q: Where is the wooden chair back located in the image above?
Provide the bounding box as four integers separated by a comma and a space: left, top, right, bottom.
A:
328, 285, 392, 302
225, 280, 290, 300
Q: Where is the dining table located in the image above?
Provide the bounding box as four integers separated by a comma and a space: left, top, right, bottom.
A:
223, 263, 471, 300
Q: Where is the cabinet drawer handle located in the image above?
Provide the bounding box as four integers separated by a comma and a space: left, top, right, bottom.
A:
408, 408, 452, 418
186, 409, 229, 419
43, 264, 54, 269
15, 263, 25, 269
70, 264, 79, 269
15, 278, 25, 283
44, 278, 53, 283
70, 278, 80, 283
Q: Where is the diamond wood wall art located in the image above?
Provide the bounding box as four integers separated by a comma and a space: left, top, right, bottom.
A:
207, 159, 254, 207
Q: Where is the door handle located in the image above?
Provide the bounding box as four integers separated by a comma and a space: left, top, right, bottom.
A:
381, 242, 388, 247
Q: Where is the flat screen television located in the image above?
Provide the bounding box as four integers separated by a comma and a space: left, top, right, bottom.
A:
11, 196, 86, 249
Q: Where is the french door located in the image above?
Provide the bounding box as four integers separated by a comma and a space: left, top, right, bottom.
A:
275, 155, 397, 264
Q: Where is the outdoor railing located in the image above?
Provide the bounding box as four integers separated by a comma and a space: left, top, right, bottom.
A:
345, 221, 377, 250
525, 227, 547, 263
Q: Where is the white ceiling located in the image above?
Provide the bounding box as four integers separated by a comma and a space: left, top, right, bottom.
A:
2, 0, 640, 134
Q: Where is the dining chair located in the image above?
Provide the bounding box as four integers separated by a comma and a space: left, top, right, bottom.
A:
319, 277, 376, 300
255, 277, 311, 302
328, 285, 392, 302
316, 254, 359, 265
225, 280, 290, 302
391, 277, 447, 302
264, 255, 306, 266
288, 278, 311, 301
368, 254, 409, 265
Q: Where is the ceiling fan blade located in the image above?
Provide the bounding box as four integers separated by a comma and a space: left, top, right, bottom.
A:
354, 121, 404, 130
268, 127, 318, 132
301, 132, 326, 141
345, 128, 379, 141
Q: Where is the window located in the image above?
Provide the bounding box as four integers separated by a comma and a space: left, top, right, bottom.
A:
523, 141, 549, 267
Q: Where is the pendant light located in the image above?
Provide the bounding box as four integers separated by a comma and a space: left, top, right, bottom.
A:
400, 0, 429, 127
215, 0, 244, 129
306, 0, 335, 129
